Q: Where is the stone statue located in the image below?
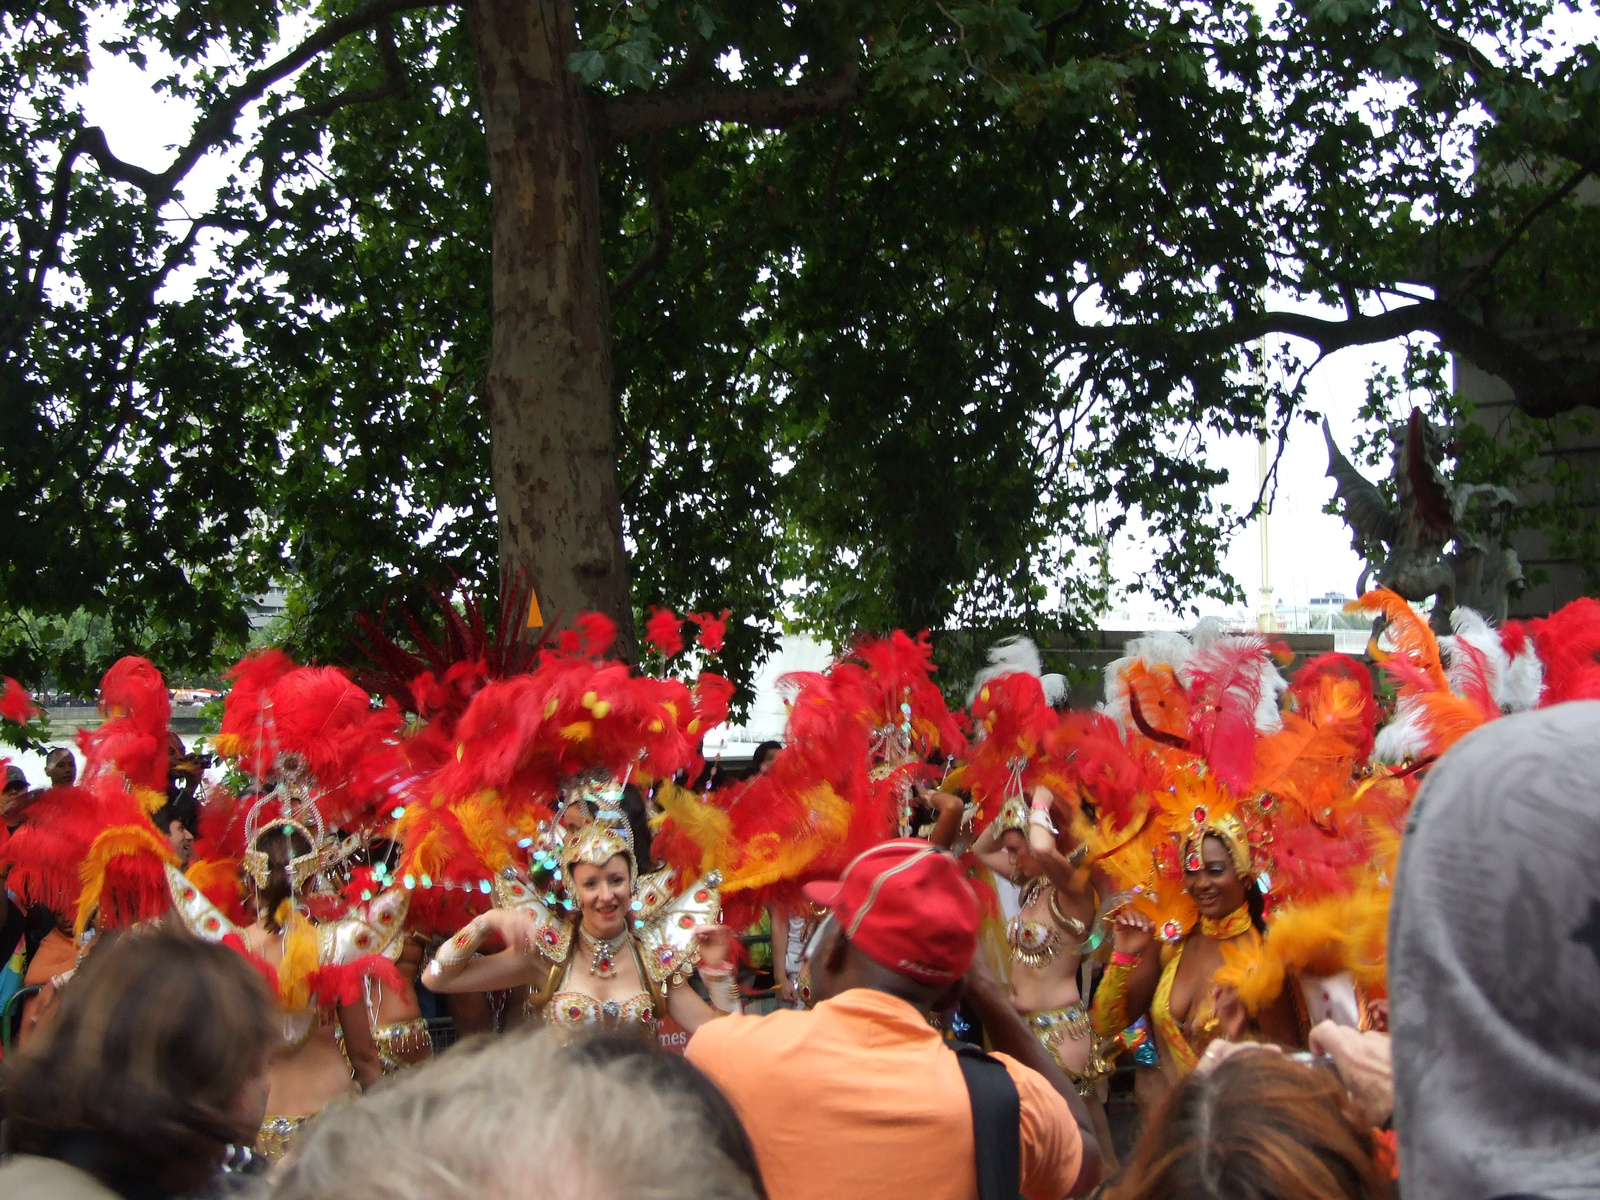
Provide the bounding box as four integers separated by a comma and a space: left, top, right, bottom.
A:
1324, 409, 1522, 630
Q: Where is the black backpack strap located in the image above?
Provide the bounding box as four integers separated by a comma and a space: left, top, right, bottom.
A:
952, 1041, 1022, 1200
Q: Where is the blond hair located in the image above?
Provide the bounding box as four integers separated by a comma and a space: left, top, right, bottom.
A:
272, 1030, 764, 1200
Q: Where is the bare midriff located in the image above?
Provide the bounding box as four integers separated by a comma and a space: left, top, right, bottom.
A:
1006, 879, 1095, 1077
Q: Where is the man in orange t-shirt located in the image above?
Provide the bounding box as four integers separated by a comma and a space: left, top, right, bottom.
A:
687, 840, 1103, 1200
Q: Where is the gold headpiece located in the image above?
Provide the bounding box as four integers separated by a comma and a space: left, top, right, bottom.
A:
1182, 809, 1253, 879
558, 766, 626, 819
239, 754, 351, 892
559, 819, 633, 869
242, 802, 323, 891
556, 770, 637, 883
995, 793, 1030, 836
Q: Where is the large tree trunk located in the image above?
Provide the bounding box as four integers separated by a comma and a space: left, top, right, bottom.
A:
465, 0, 634, 654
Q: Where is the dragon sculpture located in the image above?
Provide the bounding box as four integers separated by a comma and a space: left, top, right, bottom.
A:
1324, 409, 1522, 631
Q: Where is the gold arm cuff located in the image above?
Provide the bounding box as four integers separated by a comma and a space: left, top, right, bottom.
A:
700, 967, 742, 1014
430, 915, 493, 974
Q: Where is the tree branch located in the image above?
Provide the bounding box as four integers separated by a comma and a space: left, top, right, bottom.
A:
4, 0, 445, 355
78, 0, 445, 209
1, 130, 88, 352
1227, 303, 1598, 419
599, 59, 861, 144
78, 126, 165, 193
1427, 21, 1600, 166
1448, 151, 1600, 303
254, 20, 413, 220
1055, 299, 1596, 419
611, 133, 673, 304
159, 0, 443, 197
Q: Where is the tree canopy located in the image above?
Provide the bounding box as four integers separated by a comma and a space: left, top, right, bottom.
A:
3, 0, 1597, 692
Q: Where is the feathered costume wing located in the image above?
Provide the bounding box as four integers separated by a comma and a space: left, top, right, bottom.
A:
1, 660, 177, 934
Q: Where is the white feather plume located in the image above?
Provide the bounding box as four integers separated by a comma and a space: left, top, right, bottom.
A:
1254, 655, 1289, 733
1373, 696, 1431, 764
1186, 616, 1232, 657
1500, 645, 1544, 713
1442, 607, 1508, 709
967, 636, 1068, 707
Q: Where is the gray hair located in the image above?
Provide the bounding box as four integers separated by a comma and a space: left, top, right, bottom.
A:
1390, 700, 1600, 1200
271, 1030, 763, 1200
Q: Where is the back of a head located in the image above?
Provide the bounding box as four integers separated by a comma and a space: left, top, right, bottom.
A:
1104, 1053, 1389, 1200
273, 1029, 765, 1200
1390, 701, 1600, 1200
565, 1034, 767, 1198
3, 925, 275, 1188
255, 825, 313, 932
804, 840, 979, 1003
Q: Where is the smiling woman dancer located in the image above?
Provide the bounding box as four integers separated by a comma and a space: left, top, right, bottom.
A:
424, 811, 738, 1037
1092, 811, 1298, 1083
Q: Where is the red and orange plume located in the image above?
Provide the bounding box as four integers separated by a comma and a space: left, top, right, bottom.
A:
952, 670, 1058, 825
689, 610, 731, 654
1184, 634, 1285, 795
644, 608, 687, 658
215, 649, 296, 778
1349, 589, 1498, 762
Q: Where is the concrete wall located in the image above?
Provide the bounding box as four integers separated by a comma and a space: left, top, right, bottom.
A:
1456, 359, 1600, 618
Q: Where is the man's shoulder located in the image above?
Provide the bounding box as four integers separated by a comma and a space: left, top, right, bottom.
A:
687, 1007, 813, 1058
986, 1053, 1084, 1199
989, 1052, 1076, 1123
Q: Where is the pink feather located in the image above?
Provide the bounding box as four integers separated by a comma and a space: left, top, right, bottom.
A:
1185, 635, 1274, 794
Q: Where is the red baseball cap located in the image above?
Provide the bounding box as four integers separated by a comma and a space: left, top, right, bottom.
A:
802, 839, 979, 984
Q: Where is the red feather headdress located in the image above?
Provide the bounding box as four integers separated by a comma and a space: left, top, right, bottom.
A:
1526, 596, 1600, 705
77, 656, 172, 810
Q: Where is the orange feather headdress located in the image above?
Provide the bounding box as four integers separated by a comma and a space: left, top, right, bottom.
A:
1349, 589, 1499, 764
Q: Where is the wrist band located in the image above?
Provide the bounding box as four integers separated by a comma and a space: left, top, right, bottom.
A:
700, 966, 742, 1013
1110, 950, 1141, 967
1028, 809, 1058, 835
1030, 793, 1052, 811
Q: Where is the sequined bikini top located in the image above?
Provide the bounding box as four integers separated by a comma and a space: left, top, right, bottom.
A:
1006, 878, 1088, 968
546, 991, 656, 1030
1006, 912, 1060, 967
